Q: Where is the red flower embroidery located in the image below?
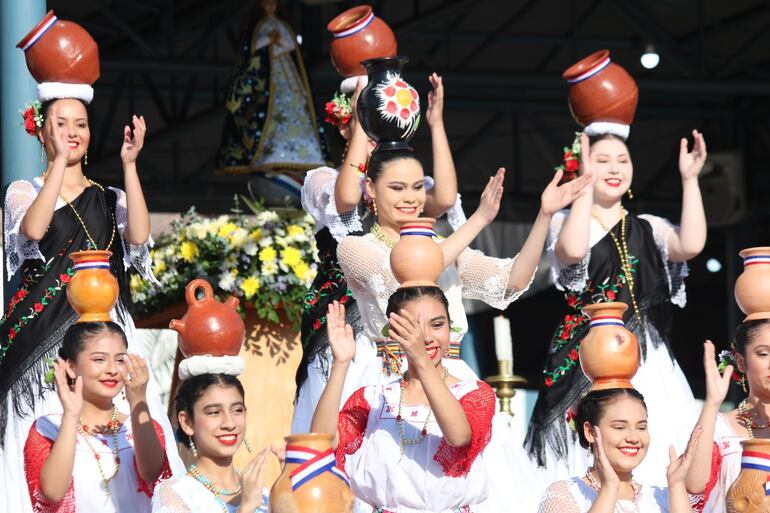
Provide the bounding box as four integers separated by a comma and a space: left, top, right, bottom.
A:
9, 328, 17, 340
33, 303, 44, 313
559, 329, 571, 341
545, 376, 554, 387
566, 295, 578, 307
606, 290, 616, 300
60, 273, 71, 283
16, 289, 28, 301
313, 319, 322, 331
340, 295, 348, 304
569, 349, 579, 361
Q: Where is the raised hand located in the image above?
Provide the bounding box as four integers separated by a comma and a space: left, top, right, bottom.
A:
703, 340, 733, 408
388, 310, 429, 368
45, 104, 70, 163
540, 168, 594, 216
54, 359, 83, 418
578, 132, 593, 181
679, 129, 707, 181
327, 302, 356, 364
591, 427, 620, 489
120, 115, 146, 166
239, 447, 269, 512
667, 425, 702, 486
473, 167, 505, 224
117, 354, 150, 406
425, 73, 444, 128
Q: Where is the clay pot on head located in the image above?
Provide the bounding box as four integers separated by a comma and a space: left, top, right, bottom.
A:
169, 279, 245, 357
16, 10, 100, 85
66, 250, 118, 322
562, 49, 638, 127
356, 56, 420, 151
726, 439, 770, 513
327, 5, 397, 78
390, 218, 443, 287
734, 247, 770, 321
270, 433, 354, 513
578, 302, 640, 391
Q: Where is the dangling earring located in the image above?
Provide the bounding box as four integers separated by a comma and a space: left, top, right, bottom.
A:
742, 374, 748, 394
40, 145, 45, 163
626, 188, 634, 199
587, 443, 593, 458
84, 151, 88, 166
373, 202, 378, 217
189, 437, 198, 458
244, 438, 253, 453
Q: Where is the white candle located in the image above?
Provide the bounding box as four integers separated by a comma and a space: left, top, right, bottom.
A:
493, 315, 513, 365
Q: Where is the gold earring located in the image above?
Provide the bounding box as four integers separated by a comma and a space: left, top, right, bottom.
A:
40, 145, 45, 163
244, 438, 253, 453
189, 437, 198, 458
742, 374, 748, 394
373, 202, 378, 217
626, 188, 634, 199
84, 151, 88, 166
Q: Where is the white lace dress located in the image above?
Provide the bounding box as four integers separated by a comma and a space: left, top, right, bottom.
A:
539, 477, 670, 513
152, 475, 269, 513
1, 178, 184, 513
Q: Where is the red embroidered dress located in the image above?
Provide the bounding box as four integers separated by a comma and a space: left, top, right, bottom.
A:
335, 379, 495, 513
24, 413, 171, 513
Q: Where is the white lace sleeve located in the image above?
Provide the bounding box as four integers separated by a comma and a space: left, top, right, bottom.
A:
337, 235, 399, 312
637, 214, 688, 308
150, 479, 192, 513
4, 180, 45, 277
547, 210, 590, 293
455, 247, 531, 310
538, 480, 582, 513
108, 186, 158, 285
301, 166, 362, 241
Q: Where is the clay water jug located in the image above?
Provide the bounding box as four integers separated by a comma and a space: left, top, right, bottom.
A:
390, 218, 444, 287
734, 247, 770, 321
562, 49, 638, 127
578, 302, 640, 390
357, 56, 420, 151
169, 279, 244, 357
66, 250, 118, 322
327, 5, 397, 78
726, 439, 770, 513
269, 433, 354, 513
17, 10, 100, 85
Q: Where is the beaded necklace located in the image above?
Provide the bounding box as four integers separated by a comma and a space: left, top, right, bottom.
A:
77, 405, 121, 501
584, 466, 641, 512
396, 366, 448, 456
371, 223, 397, 249
737, 399, 770, 439
591, 208, 645, 339
58, 178, 117, 251
187, 463, 241, 513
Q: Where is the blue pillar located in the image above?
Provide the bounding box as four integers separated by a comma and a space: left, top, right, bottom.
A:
1, 0, 46, 298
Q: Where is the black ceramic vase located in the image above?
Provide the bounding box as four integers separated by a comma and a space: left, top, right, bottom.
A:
356, 56, 420, 151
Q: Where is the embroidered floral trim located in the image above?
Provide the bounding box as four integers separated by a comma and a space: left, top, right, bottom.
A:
303, 265, 353, 336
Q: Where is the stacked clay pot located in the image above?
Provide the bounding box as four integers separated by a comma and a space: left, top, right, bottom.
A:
562, 49, 638, 128
726, 439, 770, 513
390, 218, 443, 287
270, 433, 354, 513
16, 10, 100, 85
67, 250, 118, 322
327, 5, 397, 78
169, 279, 244, 357
578, 302, 640, 391
734, 247, 770, 321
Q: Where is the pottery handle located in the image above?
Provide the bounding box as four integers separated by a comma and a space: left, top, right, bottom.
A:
225, 295, 240, 309
185, 278, 214, 305
169, 319, 185, 333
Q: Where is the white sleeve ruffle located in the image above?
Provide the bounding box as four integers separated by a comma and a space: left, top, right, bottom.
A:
301, 166, 363, 241
638, 213, 688, 308
456, 248, 532, 310
108, 186, 158, 285
4, 180, 45, 278
547, 210, 590, 293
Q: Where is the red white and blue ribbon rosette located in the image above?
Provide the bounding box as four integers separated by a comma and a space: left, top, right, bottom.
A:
285, 445, 349, 491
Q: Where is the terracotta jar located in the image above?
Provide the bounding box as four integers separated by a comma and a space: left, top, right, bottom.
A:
67, 250, 118, 322
734, 247, 770, 321
270, 433, 354, 513
578, 302, 640, 391
390, 218, 444, 287
726, 439, 770, 513
169, 279, 244, 357
327, 5, 397, 78
562, 49, 638, 127
357, 56, 420, 150
16, 10, 100, 85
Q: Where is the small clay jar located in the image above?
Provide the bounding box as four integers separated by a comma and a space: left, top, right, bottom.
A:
327, 5, 397, 78
726, 439, 770, 513
390, 218, 443, 287
17, 10, 100, 85
169, 279, 244, 357
579, 302, 640, 390
357, 56, 420, 151
734, 247, 770, 321
270, 433, 354, 513
67, 250, 118, 322
562, 49, 638, 127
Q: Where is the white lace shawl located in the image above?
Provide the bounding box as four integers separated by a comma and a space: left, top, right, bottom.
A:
538, 478, 669, 513
3, 178, 156, 283
546, 210, 688, 307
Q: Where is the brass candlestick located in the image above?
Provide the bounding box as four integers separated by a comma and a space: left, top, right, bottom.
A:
485, 359, 527, 416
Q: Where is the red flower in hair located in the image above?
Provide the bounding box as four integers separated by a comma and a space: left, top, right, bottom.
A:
564, 157, 580, 173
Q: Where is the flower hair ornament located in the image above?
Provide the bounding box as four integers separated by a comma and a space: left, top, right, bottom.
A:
565, 406, 577, 432
718, 345, 745, 387
20, 101, 44, 136
555, 132, 582, 184
325, 91, 353, 127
